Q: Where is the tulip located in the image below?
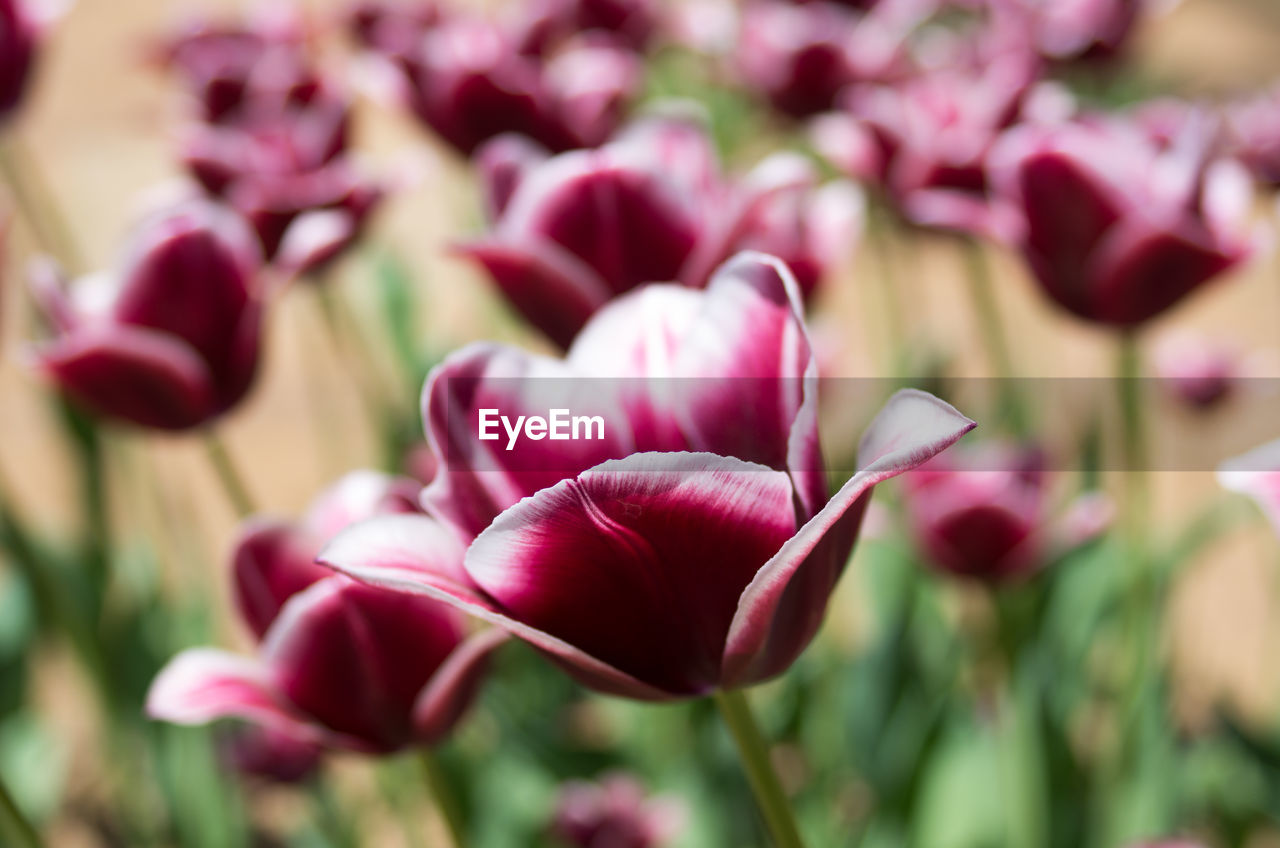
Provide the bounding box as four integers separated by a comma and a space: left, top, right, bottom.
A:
221, 723, 324, 783
516, 0, 661, 56
812, 43, 1043, 238
148, 471, 502, 753
347, 0, 441, 56
320, 253, 975, 700
902, 443, 1110, 582
989, 114, 1254, 326
461, 116, 863, 347
1153, 332, 1238, 412
733, 2, 862, 119
1219, 438, 1280, 535
28, 200, 267, 431
551, 773, 685, 848
994, 0, 1144, 66
356, 13, 642, 156
0, 0, 45, 124
1225, 85, 1280, 188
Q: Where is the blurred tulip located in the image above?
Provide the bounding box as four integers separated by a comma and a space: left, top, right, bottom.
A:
733, 1, 863, 119
460, 115, 863, 347
321, 254, 974, 699
148, 471, 502, 753
347, 0, 441, 55
516, 0, 660, 56
551, 773, 685, 848
1153, 332, 1238, 411
812, 41, 1042, 238
990, 114, 1255, 326
902, 444, 1110, 582
1219, 439, 1280, 534
29, 200, 266, 431
221, 723, 324, 783
0, 0, 45, 124
1225, 85, 1280, 188
993, 0, 1144, 66
355, 12, 642, 156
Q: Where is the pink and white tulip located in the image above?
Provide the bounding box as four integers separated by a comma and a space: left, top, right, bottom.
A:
320, 253, 974, 700
148, 471, 502, 753
29, 200, 267, 431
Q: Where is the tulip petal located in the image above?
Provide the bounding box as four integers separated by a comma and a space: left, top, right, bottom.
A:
503, 149, 701, 296
675, 253, 826, 518
319, 512, 671, 700
412, 627, 507, 744
465, 452, 799, 696
419, 343, 634, 539
274, 209, 358, 277
721, 390, 975, 687
35, 325, 217, 430
146, 648, 317, 739
1089, 223, 1238, 325
454, 239, 612, 350
261, 576, 465, 751
231, 518, 331, 641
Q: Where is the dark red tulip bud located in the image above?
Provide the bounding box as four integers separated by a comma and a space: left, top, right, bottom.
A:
30, 200, 266, 431
990, 114, 1255, 326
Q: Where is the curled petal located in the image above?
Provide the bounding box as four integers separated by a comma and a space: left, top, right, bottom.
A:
275, 209, 358, 277
34, 325, 218, 430
721, 390, 976, 687
412, 627, 507, 744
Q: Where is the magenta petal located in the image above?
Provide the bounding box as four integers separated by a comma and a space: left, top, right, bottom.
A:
507, 151, 701, 295
319, 513, 671, 700
454, 239, 612, 349
36, 325, 218, 430
1089, 224, 1237, 325
465, 452, 799, 696
274, 209, 358, 277
675, 253, 825, 518
721, 390, 976, 687
1219, 438, 1280, 534
412, 627, 507, 744
419, 343, 634, 539
146, 648, 317, 740
475, 134, 551, 221
261, 576, 465, 751
231, 519, 331, 641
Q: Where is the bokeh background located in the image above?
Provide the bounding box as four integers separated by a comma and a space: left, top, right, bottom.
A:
4, 0, 1280, 845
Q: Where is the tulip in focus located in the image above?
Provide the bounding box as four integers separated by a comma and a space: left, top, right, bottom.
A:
147, 471, 503, 753
990, 113, 1254, 326
902, 444, 1111, 582
551, 773, 685, 848
461, 115, 863, 347
321, 253, 975, 700
28, 200, 267, 431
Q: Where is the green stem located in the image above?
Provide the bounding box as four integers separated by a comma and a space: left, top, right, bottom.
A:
0, 771, 42, 848
963, 239, 1029, 436
713, 689, 806, 848
419, 749, 467, 848
312, 282, 395, 430
202, 431, 256, 519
